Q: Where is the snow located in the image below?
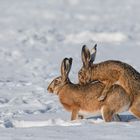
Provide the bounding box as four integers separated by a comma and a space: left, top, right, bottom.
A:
65, 31, 127, 44
0, 0, 140, 139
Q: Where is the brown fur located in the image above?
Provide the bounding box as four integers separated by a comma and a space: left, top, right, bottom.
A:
78, 45, 140, 102
47, 58, 140, 122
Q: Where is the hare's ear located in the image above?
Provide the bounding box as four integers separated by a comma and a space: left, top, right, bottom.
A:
64, 58, 72, 77
90, 44, 97, 63
61, 58, 72, 81
81, 45, 91, 68
61, 58, 67, 79
69, 57, 73, 69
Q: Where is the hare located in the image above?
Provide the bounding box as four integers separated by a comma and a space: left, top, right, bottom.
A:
47, 58, 140, 122
78, 44, 140, 102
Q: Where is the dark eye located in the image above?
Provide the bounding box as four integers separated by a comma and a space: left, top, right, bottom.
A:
55, 79, 60, 84
79, 69, 83, 75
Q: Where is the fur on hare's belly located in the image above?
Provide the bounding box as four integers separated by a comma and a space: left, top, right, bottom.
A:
78, 110, 101, 116
61, 102, 101, 115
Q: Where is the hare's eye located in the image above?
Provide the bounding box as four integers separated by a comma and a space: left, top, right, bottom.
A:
55, 79, 60, 84
79, 70, 83, 75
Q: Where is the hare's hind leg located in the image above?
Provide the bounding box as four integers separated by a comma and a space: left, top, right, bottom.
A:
129, 96, 140, 119
130, 107, 140, 119
101, 106, 114, 122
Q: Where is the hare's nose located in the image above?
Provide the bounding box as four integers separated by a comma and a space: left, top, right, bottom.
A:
47, 86, 53, 93
78, 70, 82, 74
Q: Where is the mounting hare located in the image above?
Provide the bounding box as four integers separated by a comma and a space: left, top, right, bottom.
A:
47, 58, 140, 122
78, 44, 140, 103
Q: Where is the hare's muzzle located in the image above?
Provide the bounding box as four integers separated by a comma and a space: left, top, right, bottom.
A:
47, 85, 53, 93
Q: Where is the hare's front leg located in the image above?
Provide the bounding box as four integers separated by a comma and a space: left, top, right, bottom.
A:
98, 81, 113, 101
78, 114, 84, 119
71, 109, 79, 121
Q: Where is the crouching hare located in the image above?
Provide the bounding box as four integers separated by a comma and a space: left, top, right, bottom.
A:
47, 58, 140, 122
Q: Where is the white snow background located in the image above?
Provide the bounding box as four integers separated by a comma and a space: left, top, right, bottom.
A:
0, 0, 140, 139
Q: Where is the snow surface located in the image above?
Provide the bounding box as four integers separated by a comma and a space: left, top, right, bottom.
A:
0, 0, 140, 139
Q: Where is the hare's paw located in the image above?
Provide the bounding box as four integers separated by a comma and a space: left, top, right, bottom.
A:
78, 115, 84, 119
98, 95, 106, 101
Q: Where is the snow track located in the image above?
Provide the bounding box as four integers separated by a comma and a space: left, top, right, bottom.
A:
0, 0, 140, 139
4, 119, 82, 128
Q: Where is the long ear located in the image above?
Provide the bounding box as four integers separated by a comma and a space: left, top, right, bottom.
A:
64, 58, 72, 77
81, 45, 91, 68
69, 57, 73, 70
90, 44, 97, 63
61, 58, 72, 81
61, 58, 66, 79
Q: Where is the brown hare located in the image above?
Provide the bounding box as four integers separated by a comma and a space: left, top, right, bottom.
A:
47, 58, 139, 122
78, 44, 140, 102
